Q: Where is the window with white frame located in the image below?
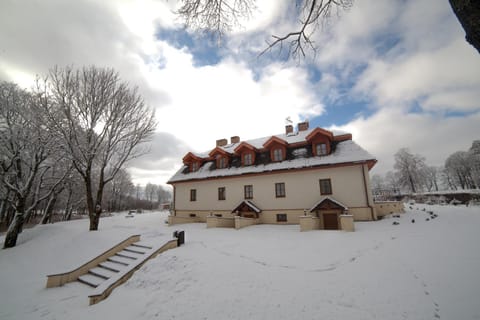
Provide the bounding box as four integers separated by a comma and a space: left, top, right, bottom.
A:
244, 153, 253, 166
273, 148, 283, 161
316, 143, 327, 156
275, 182, 286, 198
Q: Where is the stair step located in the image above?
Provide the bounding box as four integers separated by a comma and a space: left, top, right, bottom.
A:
124, 247, 147, 254
108, 256, 130, 266
78, 274, 104, 288
131, 243, 152, 250
99, 261, 123, 272
89, 267, 115, 280
116, 252, 138, 260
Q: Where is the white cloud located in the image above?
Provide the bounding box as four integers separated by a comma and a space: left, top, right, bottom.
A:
1, 0, 478, 187
332, 109, 480, 175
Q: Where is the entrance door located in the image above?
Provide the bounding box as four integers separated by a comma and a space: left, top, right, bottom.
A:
323, 213, 339, 230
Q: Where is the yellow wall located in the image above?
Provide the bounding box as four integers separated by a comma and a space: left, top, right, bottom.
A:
172, 163, 375, 222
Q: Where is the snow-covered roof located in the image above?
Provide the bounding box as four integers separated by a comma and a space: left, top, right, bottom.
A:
232, 200, 262, 213
168, 139, 376, 183
218, 127, 341, 152
309, 197, 349, 212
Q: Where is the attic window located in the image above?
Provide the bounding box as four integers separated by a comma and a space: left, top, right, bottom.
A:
316, 143, 327, 156
191, 162, 199, 172
273, 148, 283, 161
217, 156, 227, 169
244, 153, 253, 166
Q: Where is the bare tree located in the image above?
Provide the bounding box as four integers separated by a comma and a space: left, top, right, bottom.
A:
42, 66, 157, 231
445, 150, 478, 190
176, 0, 353, 59
393, 148, 427, 193
422, 166, 440, 192
145, 183, 159, 209
104, 168, 134, 212
0, 82, 68, 248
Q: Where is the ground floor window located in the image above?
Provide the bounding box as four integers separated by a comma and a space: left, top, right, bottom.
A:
190, 189, 197, 201
276, 213, 287, 222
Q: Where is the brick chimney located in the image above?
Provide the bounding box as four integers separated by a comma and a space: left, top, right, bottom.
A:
216, 138, 228, 147
298, 121, 309, 132
285, 125, 293, 134
230, 136, 240, 144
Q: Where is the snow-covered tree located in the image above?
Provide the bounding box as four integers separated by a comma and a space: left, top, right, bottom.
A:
41, 66, 156, 231
393, 148, 427, 193
0, 81, 68, 248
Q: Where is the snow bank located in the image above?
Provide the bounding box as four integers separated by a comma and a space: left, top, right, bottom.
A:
1, 206, 480, 319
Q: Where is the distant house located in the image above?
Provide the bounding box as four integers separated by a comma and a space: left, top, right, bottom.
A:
167, 121, 379, 231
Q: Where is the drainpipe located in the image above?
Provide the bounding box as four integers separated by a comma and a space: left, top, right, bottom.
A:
172, 185, 176, 216
361, 163, 376, 221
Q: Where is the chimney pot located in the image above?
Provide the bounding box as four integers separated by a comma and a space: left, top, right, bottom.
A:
216, 139, 228, 147
298, 121, 309, 132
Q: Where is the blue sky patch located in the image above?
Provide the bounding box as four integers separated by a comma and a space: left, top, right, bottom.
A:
156, 28, 222, 67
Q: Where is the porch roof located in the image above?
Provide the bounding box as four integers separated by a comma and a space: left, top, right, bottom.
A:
232, 200, 262, 214
309, 197, 348, 212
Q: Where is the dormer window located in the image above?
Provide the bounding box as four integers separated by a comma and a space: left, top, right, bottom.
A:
316, 143, 328, 156
273, 148, 283, 162
244, 153, 253, 166
217, 155, 227, 169
191, 162, 199, 172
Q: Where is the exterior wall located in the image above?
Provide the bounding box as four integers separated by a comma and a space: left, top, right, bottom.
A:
339, 215, 355, 232
206, 216, 235, 228
299, 216, 321, 231
235, 216, 259, 229
374, 201, 405, 217
172, 164, 376, 223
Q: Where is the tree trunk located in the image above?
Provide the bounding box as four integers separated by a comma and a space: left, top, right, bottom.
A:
3, 196, 27, 248
3, 212, 25, 248
41, 193, 57, 224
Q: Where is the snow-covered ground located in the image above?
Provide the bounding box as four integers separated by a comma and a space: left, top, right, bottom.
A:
1, 205, 480, 320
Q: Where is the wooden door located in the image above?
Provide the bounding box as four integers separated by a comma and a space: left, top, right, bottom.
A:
323, 213, 339, 230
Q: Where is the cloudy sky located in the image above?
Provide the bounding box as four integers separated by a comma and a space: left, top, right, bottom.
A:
1, 0, 479, 187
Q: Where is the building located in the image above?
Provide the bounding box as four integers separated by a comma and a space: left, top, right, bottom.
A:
167, 122, 379, 231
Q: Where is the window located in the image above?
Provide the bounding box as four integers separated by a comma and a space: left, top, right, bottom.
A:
316, 143, 327, 156
276, 213, 287, 222
244, 153, 253, 166
190, 189, 197, 201
244, 185, 253, 199
275, 183, 286, 198
217, 156, 227, 169
191, 162, 199, 172
319, 179, 332, 195
218, 187, 226, 200
273, 148, 283, 161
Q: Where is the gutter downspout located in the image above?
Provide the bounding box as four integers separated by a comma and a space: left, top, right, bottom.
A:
361, 163, 376, 221
172, 185, 176, 216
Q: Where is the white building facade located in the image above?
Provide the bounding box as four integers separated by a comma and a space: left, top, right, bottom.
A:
168, 122, 378, 230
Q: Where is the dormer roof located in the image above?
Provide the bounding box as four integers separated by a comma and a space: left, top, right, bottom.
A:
263, 136, 288, 148
234, 141, 257, 154
182, 152, 205, 163
208, 146, 231, 158
306, 127, 334, 142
